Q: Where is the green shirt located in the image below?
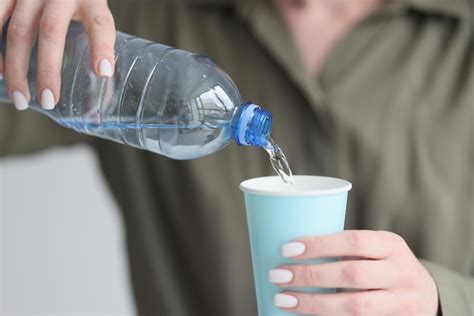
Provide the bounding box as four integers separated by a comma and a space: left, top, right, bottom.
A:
1, 0, 473, 315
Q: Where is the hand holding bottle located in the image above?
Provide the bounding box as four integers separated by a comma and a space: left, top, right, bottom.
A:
0, 0, 116, 111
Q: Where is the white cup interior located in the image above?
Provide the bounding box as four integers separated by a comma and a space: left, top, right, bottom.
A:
240, 175, 352, 196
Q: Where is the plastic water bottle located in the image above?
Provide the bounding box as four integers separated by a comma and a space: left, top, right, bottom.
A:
0, 22, 272, 160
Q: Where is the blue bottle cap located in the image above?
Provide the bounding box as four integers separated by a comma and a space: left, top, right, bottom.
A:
232, 102, 272, 148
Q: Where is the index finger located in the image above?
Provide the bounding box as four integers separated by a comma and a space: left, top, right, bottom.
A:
36, 1, 76, 109
80, 2, 115, 77
282, 230, 401, 260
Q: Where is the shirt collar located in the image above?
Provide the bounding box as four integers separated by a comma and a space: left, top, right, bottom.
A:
189, 0, 469, 20
188, 0, 469, 109
401, 0, 470, 19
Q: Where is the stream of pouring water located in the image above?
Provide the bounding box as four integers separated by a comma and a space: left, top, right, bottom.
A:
264, 138, 295, 185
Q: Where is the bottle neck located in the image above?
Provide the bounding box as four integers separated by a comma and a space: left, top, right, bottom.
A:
231, 102, 272, 148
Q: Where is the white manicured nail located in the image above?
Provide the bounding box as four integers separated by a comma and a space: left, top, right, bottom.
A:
0, 73, 4, 80
99, 59, 114, 77
274, 293, 298, 308
41, 89, 55, 110
269, 269, 293, 284
282, 242, 306, 258
12, 91, 29, 111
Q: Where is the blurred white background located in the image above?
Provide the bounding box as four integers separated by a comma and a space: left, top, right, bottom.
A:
0, 145, 136, 316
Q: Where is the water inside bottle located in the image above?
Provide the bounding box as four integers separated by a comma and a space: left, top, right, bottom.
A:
57, 121, 228, 130
57, 119, 231, 159
264, 138, 295, 185
57, 119, 295, 182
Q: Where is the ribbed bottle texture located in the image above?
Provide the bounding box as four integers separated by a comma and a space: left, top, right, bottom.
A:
0, 22, 272, 159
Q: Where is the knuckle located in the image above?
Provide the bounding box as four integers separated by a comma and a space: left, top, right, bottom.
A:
381, 231, 406, 249
342, 263, 363, 285
9, 22, 30, 42
347, 231, 367, 251
40, 16, 63, 39
91, 12, 114, 28
37, 67, 59, 79
347, 296, 368, 316
391, 233, 406, 247
303, 266, 318, 285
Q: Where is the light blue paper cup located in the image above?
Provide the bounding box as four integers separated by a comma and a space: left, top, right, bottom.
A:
240, 176, 352, 316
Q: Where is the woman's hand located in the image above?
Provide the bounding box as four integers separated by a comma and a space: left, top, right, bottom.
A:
269, 230, 439, 315
0, 0, 115, 110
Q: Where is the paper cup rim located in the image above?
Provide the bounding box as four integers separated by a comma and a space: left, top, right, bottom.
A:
239, 175, 352, 197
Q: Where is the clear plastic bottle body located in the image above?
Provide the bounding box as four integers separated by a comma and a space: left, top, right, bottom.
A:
0, 23, 255, 159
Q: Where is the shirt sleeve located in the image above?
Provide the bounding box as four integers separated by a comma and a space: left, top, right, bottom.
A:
0, 103, 89, 156
421, 260, 474, 316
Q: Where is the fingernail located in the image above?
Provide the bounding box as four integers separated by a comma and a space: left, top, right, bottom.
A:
12, 91, 29, 111
269, 269, 293, 284
282, 242, 306, 258
0, 73, 4, 80
41, 89, 55, 110
274, 293, 298, 308
99, 59, 114, 77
